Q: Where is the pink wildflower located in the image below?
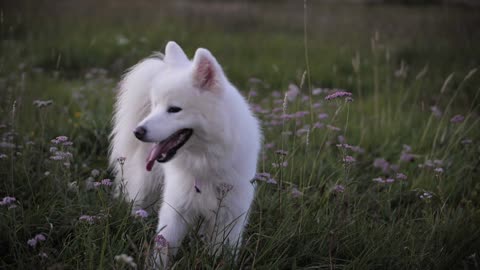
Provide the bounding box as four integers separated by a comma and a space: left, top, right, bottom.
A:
325, 90, 352, 101
450, 114, 464, 123
155, 234, 169, 248
134, 209, 149, 219
332, 184, 345, 193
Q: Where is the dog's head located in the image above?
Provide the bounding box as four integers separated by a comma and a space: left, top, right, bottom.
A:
134, 42, 229, 170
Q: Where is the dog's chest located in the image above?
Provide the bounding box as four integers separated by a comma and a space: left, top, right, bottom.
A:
188, 179, 233, 216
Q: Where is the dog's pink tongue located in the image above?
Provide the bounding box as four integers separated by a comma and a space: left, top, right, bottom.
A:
146, 144, 162, 172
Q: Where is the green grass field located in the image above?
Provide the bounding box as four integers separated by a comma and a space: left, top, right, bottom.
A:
1, 1, 480, 269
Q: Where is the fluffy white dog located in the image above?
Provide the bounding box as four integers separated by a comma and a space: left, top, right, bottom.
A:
109, 41, 261, 266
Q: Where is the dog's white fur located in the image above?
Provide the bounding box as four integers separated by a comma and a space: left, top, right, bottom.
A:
109, 41, 261, 266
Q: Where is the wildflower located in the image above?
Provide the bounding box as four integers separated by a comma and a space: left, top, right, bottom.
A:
337, 135, 346, 144
400, 152, 415, 162
27, 233, 46, 248
396, 173, 407, 180
264, 143, 275, 149
385, 178, 395, 183
49, 147, 58, 153
79, 215, 96, 224
326, 125, 341, 131
55, 136, 68, 142
266, 178, 278, 184
50, 155, 64, 161
38, 252, 48, 259
90, 169, 100, 177
33, 100, 53, 108
272, 161, 288, 168
403, 144, 412, 152
325, 90, 352, 101
0, 196, 16, 206
291, 187, 303, 198
286, 83, 300, 101
450, 114, 464, 123
295, 111, 309, 118
372, 177, 383, 183
434, 167, 444, 174
332, 184, 345, 193
254, 172, 277, 184
155, 234, 169, 248
0, 153, 7, 159
296, 128, 309, 136
248, 90, 258, 97
27, 239, 37, 248
317, 113, 328, 120
115, 254, 137, 268
345, 97, 354, 102
420, 192, 433, 200
430, 106, 442, 118
312, 102, 322, 109
373, 158, 390, 173
68, 181, 79, 192
313, 122, 324, 129
275, 150, 288, 156
101, 179, 112, 186
134, 209, 149, 219
343, 156, 356, 163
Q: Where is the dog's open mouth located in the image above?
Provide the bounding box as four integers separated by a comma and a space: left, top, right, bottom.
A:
146, 129, 193, 171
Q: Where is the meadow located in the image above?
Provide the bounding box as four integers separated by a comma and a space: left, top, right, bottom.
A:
1, 1, 480, 269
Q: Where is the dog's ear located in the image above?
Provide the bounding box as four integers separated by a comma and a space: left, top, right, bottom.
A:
164, 41, 189, 66
191, 48, 225, 91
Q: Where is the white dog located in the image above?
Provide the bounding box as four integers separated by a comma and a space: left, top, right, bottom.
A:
109, 41, 261, 266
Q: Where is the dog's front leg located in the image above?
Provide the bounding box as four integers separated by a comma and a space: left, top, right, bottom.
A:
153, 203, 188, 269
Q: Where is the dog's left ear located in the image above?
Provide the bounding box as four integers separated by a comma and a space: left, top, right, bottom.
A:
164, 41, 189, 66
191, 48, 225, 92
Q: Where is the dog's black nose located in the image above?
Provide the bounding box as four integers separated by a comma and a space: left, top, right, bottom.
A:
133, 126, 147, 140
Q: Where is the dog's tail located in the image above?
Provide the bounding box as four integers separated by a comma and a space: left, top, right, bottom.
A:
109, 54, 165, 173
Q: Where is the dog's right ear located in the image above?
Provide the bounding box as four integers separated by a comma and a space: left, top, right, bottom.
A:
164, 41, 189, 66
191, 48, 226, 93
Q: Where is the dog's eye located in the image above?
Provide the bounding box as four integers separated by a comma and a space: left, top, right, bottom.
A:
167, 106, 182, 113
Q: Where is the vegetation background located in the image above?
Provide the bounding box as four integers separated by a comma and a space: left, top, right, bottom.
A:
1, 0, 479, 269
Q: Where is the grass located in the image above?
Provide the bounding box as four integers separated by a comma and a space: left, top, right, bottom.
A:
1, 1, 480, 269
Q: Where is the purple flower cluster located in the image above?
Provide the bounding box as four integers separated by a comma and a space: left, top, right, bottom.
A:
291, 187, 303, 198
418, 159, 445, 174
134, 209, 149, 219
336, 143, 365, 154
93, 178, 113, 188
332, 184, 345, 193
343, 155, 356, 163
254, 172, 277, 184
325, 90, 352, 101
27, 233, 46, 248
49, 136, 73, 167
420, 192, 433, 200
450, 114, 464, 123
0, 196, 17, 209
400, 144, 417, 162
373, 177, 395, 184
155, 234, 169, 248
